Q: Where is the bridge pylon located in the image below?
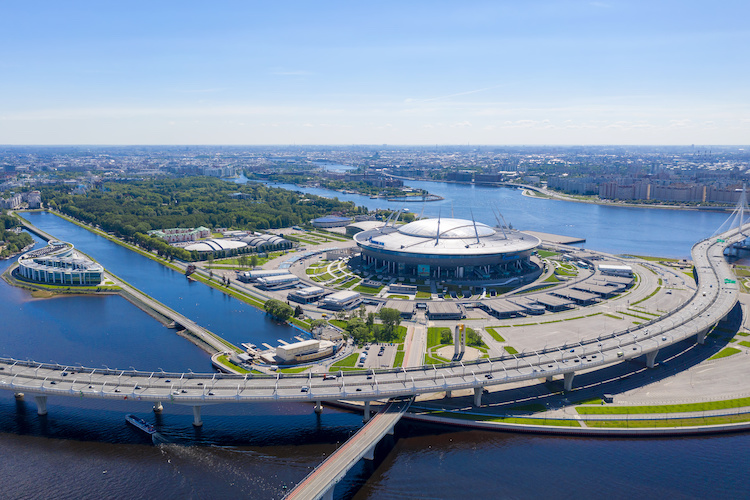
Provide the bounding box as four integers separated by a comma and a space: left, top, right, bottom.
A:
713, 184, 750, 238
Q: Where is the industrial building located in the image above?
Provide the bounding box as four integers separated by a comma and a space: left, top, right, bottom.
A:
354, 217, 540, 280
256, 273, 300, 290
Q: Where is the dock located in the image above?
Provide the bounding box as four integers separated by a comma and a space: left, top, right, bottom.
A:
522, 230, 586, 245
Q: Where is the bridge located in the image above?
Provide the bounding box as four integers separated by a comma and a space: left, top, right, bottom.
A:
0, 224, 744, 427
285, 397, 413, 500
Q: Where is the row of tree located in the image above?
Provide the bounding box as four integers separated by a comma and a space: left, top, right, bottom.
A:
40, 176, 366, 242
0, 211, 33, 259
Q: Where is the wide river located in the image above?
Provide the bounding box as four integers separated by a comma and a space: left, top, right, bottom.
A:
0, 184, 747, 499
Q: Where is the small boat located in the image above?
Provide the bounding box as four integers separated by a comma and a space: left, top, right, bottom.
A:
126, 414, 156, 436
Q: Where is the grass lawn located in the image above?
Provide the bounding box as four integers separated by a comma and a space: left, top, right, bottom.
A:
353, 284, 383, 295
504, 346, 518, 355
393, 351, 405, 367
577, 395, 750, 415
485, 327, 505, 342
415, 291, 431, 299
708, 347, 742, 360
215, 354, 251, 374
278, 366, 310, 374
427, 327, 452, 349
330, 353, 359, 369
585, 414, 750, 428
430, 411, 581, 427
537, 250, 559, 258
738, 341, 750, 348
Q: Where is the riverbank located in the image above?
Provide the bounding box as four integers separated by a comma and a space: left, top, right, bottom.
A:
521, 185, 735, 212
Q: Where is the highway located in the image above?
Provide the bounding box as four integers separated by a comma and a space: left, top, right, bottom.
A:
284, 397, 413, 500
0, 225, 744, 421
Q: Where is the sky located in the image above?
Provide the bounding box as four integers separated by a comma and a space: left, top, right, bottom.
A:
1, 1, 748, 145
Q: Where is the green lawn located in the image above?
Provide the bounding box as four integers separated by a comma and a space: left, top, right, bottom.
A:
415, 291, 431, 299
585, 414, 750, 428
430, 411, 581, 427
485, 327, 505, 343
278, 366, 310, 374
353, 284, 383, 295
427, 327, 452, 349
330, 353, 359, 368
708, 347, 742, 360
738, 341, 750, 348
577, 395, 750, 415
393, 351, 405, 367
504, 346, 518, 355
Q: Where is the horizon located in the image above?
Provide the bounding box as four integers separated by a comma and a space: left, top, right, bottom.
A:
2, 1, 748, 145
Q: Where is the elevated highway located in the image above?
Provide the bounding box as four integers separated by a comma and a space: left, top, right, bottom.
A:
0, 225, 744, 425
285, 397, 413, 500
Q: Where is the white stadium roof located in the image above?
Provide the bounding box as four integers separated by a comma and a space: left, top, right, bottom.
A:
355, 217, 539, 257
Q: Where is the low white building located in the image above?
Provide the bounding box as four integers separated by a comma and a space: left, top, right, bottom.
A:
320, 290, 362, 310
275, 339, 335, 363
598, 264, 633, 277
17, 240, 103, 286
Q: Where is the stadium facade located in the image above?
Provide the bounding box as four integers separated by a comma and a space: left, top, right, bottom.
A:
353, 217, 540, 280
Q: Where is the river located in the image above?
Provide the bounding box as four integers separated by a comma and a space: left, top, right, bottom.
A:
248, 176, 731, 258
0, 191, 748, 498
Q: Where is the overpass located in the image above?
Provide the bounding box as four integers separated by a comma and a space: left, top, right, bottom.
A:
285, 397, 413, 500
0, 224, 744, 426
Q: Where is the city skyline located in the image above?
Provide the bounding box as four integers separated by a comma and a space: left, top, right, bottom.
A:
2, 1, 748, 145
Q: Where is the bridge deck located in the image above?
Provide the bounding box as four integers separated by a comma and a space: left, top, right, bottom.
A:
285, 398, 413, 500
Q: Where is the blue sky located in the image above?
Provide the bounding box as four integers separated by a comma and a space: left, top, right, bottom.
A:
1, 1, 748, 145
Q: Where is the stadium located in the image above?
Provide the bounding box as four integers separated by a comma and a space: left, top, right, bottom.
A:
353, 217, 541, 280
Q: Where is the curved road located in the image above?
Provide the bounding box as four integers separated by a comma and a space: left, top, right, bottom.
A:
0, 225, 744, 420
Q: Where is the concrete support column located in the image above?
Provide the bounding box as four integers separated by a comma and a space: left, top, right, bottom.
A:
14, 393, 24, 401
697, 328, 708, 345
153, 401, 163, 413
364, 445, 375, 461
646, 350, 659, 369
445, 390, 452, 398
563, 371, 575, 392
192, 405, 203, 427
363, 401, 371, 423
387, 426, 394, 436
545, 375, 554, 383
321, 487, 334, 500
473, 387, 482, 407
34, 395, 48, 416
314, 400, 323, 414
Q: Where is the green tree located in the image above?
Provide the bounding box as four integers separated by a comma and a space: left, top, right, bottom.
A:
378, 307, 402, 341
440, 328, 453, 345
263, 299, 294, 323
465, 328, 485, 347
294, 305, 303, 318
250, 254, 259, 268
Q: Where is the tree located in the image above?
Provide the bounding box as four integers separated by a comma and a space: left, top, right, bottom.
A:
358, 304, 366, 319
250, 254, 259, 268
366, 312, 375, 331
465, 328, 485, 347
294, 305, 303, 318
263, 299, 293, 323
440, 328, 453, 345
378, 307, 402, 341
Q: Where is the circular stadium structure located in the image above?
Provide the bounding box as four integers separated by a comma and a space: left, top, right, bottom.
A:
353, 217, 541, 280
